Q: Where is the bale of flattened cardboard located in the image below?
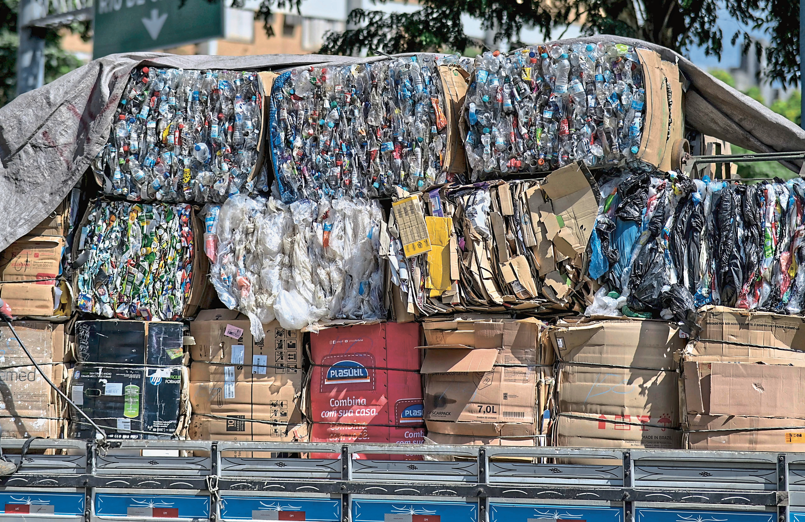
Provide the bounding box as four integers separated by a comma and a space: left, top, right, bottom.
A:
0, 322, 66, 439
682, 306, 805, 451
385, 162, 600, 319
188, 309, 307, 446
420, 317, 553, 446
549, 318, 684, 450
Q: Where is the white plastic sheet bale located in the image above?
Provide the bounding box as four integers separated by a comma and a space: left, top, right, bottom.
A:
207, 195, 385, 339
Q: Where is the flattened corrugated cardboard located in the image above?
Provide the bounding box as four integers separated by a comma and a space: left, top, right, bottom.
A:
426, 418, 538, 446
423, 318, 546, 367
190, 310, 303, 370
706, 363, 805, 418
556, 412, 681, 449
540, 163, 598, 260
686, 415, 805, 451
419, 347, 498, 374
552, 320, 681, 450
189, 372, 303, 426
424, 366, 536, 424
635, 48, 685, 172
437, 65, 469, 173
557, 365, 679, 421
550, 319, 682, 370
691, 306, 805, 365
0, 322, 64, 438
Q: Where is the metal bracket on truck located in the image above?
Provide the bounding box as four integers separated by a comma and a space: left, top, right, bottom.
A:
0, 439, 802, 522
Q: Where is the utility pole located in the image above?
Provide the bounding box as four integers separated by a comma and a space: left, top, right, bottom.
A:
16, 0, 46, 96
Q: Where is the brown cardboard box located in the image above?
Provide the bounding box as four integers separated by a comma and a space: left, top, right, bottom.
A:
0, 235, 66, 317
0, 322, 65, 438
683, 361, 805, 418
551, 320, 683, 450
422, 363, 536, 424
422, 318, 547, 366
550, 319, 682, 370
426, 420, 538, 446
190, 309, 303, 371
0, 236, 64, 283
556, 412, 681, 449
557, 364, 678, 419
689, 306, 805, 365
189, 370, 304, 424
685, 415, 805, 451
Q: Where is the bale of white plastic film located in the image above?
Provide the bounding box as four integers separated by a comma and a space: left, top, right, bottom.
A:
209, 195, 386, 339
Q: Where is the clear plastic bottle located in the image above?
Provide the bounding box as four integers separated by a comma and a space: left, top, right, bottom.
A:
193, 142, 211, 164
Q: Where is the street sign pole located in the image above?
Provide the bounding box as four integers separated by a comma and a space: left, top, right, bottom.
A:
93, 0, 224, 59
16, 0, 46, 96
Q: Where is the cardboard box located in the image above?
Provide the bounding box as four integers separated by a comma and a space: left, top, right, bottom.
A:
422, 318, 549, 366
68, 364, 185, 440
0, 235, 64, 283
190, 309, 302, 371
422, 364, 536, 424
309, 423, 425, 460
188, 416, 308, 443
426, 420, 538, 446
188, 365, 304, 448
557, 364, 678, 420
689, 306, 805, 365
0, 235, 65, 317
0, 322, 65, 439
551, 320, 683, 449
550, 319, 682, 370
189, 367, 304, 425
555, 412, 681, 449
686, 415, 805, 451
74, 321, 185, 366
309, 323, 423, 427
683, 361, 805, 418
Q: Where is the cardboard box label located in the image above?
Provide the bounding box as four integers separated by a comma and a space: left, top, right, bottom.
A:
105, 382, 123, 396
787, 433, 805, 443
224, 324, 243, 339
393, 196, 432, 258
231, 345, 245, 364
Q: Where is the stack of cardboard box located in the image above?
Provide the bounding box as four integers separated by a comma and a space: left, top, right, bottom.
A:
188, 310, 307, 444
682, 307, 805, 451
0, 194, 77, 318
420, 318, 552, 446
549, 319, 683, 449
0, 322, 66, 439
307, 323, 425, 457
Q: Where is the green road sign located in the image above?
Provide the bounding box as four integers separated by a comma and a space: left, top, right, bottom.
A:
93, 0, 224, 59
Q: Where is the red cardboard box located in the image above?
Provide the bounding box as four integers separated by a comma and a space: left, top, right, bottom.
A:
309, 323, 424, 427
309, 423, 425, 460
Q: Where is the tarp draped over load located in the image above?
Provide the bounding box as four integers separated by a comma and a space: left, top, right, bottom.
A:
1, 36, 804, 253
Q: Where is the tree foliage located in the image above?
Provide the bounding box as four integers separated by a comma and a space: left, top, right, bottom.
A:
0, 0, 83, 107
249, 0, 802, 87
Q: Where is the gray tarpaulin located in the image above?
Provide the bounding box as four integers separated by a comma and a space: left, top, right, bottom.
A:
0, 36, 803, 252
